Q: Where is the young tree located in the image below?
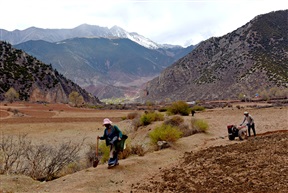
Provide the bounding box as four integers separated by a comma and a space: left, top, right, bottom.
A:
5, 87, 19, 103
69, 91, 84, 107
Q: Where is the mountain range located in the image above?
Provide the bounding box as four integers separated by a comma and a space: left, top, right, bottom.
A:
142, 10, 288, 102
13, 38, 194, 99
0, 24, 180, 50
0, 24, 195, 99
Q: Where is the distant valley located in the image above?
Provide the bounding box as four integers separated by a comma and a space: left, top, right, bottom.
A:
0, 24, 194, 99
14, 38, 194, 99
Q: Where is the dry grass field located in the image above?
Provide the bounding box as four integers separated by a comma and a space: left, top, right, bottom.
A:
0, 101, 287, 193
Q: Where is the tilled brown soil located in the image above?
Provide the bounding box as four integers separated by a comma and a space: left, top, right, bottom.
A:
132, 132, 288, 193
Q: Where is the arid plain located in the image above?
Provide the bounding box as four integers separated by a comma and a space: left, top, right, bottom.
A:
0, 101, 287, 192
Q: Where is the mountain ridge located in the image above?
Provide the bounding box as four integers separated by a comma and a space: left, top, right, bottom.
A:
142, 10, 288, 102
0, 24, 182, 49
0, 41, 101, 104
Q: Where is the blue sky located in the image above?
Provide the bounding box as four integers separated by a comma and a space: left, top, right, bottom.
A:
1, 0, 287, 46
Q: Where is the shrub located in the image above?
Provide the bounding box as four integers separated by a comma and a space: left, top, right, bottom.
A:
98, 141, 110, 164
191, 118, 209, 133
190, 105, 205, 112
118, 138, 144, 159
164, 115, 184, 127
130, 144, 145, 156
69, 91, 84, 107
158, 106, 168, 112
4, 87, 19, 103
132, 117, 141, 131
238, 93, 245, 101
59, 161, 83, 177
118, 144, 131, 159
167, 101, 190, 116
140, 111, 164, 126
127, 112, 140, 120
0, 134, 83, 181
149, 124, 182, 146
178, 123, 198, 137
259, 89, 270, 101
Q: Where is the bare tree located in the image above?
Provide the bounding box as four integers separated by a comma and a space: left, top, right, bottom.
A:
0, 134, 84, 181
23, 141, 83, 181
0, 134, 30, 174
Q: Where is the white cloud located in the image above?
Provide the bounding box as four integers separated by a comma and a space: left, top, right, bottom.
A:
0, 0, 287, 46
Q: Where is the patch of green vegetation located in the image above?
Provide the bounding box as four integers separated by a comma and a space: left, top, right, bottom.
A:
101, 97, 129, 104
140, 111, 164, 126
149, 124, 182, 145
191, 118, 209, 133
190, 105, 205, 112
98, 141, 110, 164
167, 101, 190, 116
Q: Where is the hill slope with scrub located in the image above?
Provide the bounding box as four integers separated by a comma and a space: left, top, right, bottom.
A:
143, 10, 288, 102
0, 41, 101, 104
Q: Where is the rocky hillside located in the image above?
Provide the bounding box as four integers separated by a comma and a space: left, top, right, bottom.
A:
0, 41, 101, 104
14, 38, 194, 99
142, 10, 288, 102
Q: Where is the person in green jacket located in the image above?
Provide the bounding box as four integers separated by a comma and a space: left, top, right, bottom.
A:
97, 118, 123, 167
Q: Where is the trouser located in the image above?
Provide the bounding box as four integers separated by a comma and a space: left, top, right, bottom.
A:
109, 145, 116, 158
108, 145, 119, 165
108, 136, 118, 158
247, 123, 256, 136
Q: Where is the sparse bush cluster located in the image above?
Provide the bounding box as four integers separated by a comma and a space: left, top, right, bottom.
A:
158, 106, 168, 112
69, 91, 84, 107
149, 124, 183, 146
127, 112, 140, 120
98, 142, 110, 164
118, 143, 145, 158
140, 111, 164, 126
4, 87, 19, 103
132, 116, 142, 131
190, 105, 205, 112
164, 115, 184, 126
258, 87, 288, 100
162, 116, 208, 138
167, 101, 191, 116
0, 134, 83, 181
130, 144, 145, 156
191, 118, 209, 133
177, 123, 193, 137
86, 139, 145, 166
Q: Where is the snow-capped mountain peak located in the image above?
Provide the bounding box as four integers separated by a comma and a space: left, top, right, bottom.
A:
0, 24, 182, 49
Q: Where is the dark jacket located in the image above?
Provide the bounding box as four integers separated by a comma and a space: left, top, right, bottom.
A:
100, 125, 123, 146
